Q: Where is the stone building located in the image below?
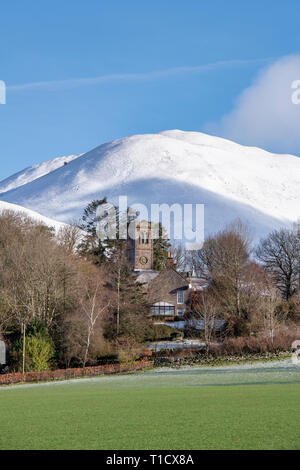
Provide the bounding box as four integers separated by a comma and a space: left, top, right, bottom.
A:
127, 220, 207, 319
147, 255, 190, 318
127, 220, 153, 271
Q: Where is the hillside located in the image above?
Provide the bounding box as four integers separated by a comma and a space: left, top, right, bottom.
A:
0, 130, 299, 242
0, 153, 83, 194
0, 200, 65, 233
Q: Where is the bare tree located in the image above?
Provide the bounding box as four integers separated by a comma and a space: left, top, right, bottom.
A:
172, 242, 190, 272
77, 267, 110, 366
190, 291, 219, 349
0, 210, 119, 371
259, 285, 282, 342
256, 228, 300, 300
0, 211, 79, 370
57, 221, 83, 253
194, 220, 252, 319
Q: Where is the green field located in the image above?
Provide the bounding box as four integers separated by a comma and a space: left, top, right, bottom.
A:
1, 361, 300, 450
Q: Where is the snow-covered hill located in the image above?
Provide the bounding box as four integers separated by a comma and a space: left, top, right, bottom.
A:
0, 153, 83, 194
0, 130, 299, 243
0, 200, 66, 233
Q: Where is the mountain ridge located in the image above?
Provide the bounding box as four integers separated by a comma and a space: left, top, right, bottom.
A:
0, 153, 83, 194
0, 130, 299, 242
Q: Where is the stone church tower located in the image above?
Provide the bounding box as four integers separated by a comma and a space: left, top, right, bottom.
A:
127, 220, 153, 271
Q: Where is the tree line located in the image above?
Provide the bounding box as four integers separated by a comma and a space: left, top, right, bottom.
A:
0, 201, 163, 372
0, 199, 299, 372
185, 221, 300, 345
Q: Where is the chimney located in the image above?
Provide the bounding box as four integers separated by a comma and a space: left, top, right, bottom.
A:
166, 252, 176, 268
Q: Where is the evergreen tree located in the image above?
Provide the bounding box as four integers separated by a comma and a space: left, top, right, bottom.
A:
153, 222, 171, 271
78, 198, 122, 264
104, 243, 150, 340
78, 200, 171, 271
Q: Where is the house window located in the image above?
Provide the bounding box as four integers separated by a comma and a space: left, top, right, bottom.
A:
151, 303, 175, 316
177, 309, 184, 316
177, 290, 184, 304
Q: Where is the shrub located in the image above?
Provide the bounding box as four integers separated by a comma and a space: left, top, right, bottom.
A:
145, 324, 179, 342
12, 335, 54, 372
0, 360, 151, 386
152, 329, 299, 363
115, 337, 145, 364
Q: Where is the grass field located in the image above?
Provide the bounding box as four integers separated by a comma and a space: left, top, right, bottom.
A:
1, 361, 300, 450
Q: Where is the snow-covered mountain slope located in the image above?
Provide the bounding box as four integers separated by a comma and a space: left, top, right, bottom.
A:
0, 200, 66, 233
0, 153, 83, 194
0, 130, 299, 242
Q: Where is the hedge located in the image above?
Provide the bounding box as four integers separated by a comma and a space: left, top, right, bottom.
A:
0, 360, 152, 386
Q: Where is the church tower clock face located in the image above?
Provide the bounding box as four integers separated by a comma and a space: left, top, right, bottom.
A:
139, 256, 148, 265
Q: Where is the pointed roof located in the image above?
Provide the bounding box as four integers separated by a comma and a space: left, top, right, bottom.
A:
147, 266, 189, 303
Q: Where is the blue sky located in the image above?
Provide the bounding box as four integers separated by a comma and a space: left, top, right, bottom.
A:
1, 0, 300, 181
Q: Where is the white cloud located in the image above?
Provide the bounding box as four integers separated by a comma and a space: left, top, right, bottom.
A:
206, 55, 300, 155
7, 58, 268, 92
